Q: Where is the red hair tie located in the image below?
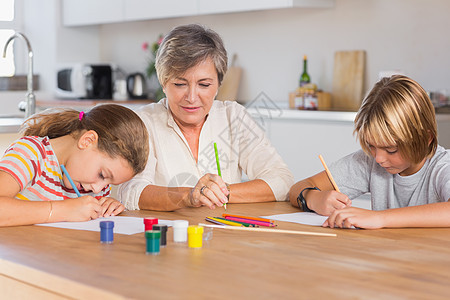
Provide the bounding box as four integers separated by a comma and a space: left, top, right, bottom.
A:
79, 111, 84, 121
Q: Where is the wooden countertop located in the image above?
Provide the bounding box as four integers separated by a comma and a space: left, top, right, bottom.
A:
1, 202, 450, 299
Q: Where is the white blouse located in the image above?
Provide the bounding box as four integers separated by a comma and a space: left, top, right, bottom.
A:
118, 99, 294, 210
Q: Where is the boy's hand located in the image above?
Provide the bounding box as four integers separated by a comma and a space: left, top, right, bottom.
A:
323, 207, 384, 229
308, 190, 352, 216
98, 197, 125, 217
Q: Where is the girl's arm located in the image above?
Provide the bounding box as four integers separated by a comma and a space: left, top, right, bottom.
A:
0, 171, 102, 226
0, 171, 52, 226
325, 201, 450, 229
288, 171, 352, 215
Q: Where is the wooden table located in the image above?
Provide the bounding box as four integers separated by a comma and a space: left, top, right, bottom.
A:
1, 202, 450, 299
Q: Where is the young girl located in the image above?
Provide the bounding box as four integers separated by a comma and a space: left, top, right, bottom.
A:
289, 75, 450, 229
0, 104, 149, 226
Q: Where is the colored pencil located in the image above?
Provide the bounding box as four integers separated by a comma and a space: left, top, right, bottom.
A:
319, 154, 340, 192
214, 142, 227, 210
205, 217, 226, 226
213, 217, 255, 227
222, 213, 274, 224
60, 165, 81, 197
225, 216, 275, 227
206, 217, 243, 227
214, 142, 222, 177
198, 223, 337, 237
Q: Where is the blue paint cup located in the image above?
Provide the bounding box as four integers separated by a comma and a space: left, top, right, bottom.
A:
100, 221, 114, 244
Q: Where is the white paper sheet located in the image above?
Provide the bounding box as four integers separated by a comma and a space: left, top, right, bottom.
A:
36, 216, 174, 235
262, 212, 328, 226
262, 194, 371, 227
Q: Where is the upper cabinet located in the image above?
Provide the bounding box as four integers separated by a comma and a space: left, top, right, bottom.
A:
124, 0, 197, 22
62, 0, 335, 26
197, 0, 335, 15
63, 0, 124, 26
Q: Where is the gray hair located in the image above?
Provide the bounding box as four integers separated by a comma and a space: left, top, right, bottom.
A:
155, 24, 228, 87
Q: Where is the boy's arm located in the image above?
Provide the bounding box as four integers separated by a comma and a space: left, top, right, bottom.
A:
382, 201, 450, 228
325, 201, 450, 229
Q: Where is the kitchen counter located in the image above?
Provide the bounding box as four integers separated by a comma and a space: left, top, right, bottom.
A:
36, 98, 154, 110
247, 107, 450, 122
1, 100, 449, 134
245, 105, 450, 180
0, 118, 24, 134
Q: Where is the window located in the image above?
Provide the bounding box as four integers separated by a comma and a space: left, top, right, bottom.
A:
0, 0, 16, 76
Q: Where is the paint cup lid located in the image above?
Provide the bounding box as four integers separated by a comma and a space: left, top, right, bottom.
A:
173, 220, 189, 228
145, 230, 161, 239
100, 221, 114, 229
187, 225, 204, 234
144, 217, 158, 225
152, 224, 168, 233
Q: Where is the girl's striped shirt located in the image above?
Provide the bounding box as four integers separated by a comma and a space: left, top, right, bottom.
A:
0, 136, 110, 201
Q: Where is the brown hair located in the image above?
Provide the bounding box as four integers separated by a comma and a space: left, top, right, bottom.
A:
155, 23, 228, 87
354, 75, 437, 163
22, 104, 149, 174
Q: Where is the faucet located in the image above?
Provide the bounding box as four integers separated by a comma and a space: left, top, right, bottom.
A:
2, 32, 36, 118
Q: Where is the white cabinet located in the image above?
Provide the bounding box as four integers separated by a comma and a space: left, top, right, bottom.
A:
198, 0, 334, 15
124, 0, 197, 22
62, 0, 335, 26
63, 0, 125, 26
248, 109, 360, 181
198, 0, 293, 15
267, 117, 360, 181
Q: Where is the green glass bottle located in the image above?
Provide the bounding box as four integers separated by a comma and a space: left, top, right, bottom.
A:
299, 55, 310, 87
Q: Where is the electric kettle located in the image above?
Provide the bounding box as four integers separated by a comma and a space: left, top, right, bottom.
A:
126, 73, 147, 99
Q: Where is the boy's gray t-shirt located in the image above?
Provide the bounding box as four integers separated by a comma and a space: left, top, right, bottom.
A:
328, 146, 450, 210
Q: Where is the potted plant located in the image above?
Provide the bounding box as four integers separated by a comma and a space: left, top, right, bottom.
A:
142, 34, 165, 101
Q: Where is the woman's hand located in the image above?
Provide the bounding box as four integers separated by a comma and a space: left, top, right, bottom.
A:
98, 197, 125, 217
308, 190, 352, 216
55, 196, 103, 222
189, 173, 229, 209
322, 207, 385, 229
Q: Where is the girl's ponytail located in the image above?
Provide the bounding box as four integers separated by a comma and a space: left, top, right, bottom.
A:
22, 108, 83, 138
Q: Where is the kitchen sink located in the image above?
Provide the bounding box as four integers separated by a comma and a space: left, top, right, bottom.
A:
0, 117, 24, 134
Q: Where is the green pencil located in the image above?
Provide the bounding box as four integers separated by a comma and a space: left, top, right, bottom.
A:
214, 142, 227, 210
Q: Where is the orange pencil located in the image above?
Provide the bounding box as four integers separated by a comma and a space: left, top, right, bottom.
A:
319, 154, 340, 192
222, 214, 274, 224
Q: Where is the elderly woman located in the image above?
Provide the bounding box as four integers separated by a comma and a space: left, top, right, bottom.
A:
118, 24, 293, 211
